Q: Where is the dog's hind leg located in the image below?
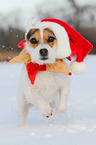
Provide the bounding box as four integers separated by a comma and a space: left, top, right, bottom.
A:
17, 88, 29, 126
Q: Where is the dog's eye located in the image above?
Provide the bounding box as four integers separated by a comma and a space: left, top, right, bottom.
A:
30, 38, 38, 44
48, 36, 55, 43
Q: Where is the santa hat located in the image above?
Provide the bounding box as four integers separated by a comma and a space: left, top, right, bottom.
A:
33, 18, 93, 74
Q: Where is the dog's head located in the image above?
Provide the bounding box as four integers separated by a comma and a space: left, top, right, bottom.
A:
25, 27, 57, 65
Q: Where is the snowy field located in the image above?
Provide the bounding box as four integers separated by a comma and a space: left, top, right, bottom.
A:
0, 55, 96, 145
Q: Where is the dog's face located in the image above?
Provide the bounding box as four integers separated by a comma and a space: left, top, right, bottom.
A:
26, 28, 57, 64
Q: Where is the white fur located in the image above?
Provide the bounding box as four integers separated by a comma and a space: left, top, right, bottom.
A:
25, 42, 56, 65
17, 28, 70, 126
30, 22, 71, 59
70, 61, 86, 74
25, 28, 56, 65
18, 66, 70, 126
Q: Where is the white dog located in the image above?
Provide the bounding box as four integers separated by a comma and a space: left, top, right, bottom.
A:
17, 26, 70, 126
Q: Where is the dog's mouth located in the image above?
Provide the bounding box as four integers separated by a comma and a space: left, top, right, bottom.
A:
40, 57, 49, 60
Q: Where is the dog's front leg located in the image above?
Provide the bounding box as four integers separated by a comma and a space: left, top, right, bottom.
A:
57, 86, 69, 113
26, 89, 53, 118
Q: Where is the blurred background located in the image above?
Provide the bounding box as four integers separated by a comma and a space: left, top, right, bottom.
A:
0, 0, 96, 61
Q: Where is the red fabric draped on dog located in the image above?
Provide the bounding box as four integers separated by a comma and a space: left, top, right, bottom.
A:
18, 39, 26, 49
26, 62, 46, 84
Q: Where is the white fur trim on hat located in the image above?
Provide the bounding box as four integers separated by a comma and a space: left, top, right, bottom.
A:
70, 61, 86, 74
33, 22, 71, 58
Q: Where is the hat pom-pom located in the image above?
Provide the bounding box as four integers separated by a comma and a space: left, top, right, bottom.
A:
70, 61, 86, 74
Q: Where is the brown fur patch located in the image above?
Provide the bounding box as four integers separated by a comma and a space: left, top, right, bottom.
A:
43, 28, 57, 48
9, 49, 71, 75
26, 28, 41, 48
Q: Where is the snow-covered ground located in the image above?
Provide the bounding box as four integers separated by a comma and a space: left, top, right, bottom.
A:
0, 55, 96, 145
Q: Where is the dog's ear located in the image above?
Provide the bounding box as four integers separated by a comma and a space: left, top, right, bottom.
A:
9, 49, 31, 66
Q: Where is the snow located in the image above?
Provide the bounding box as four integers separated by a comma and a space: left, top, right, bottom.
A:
0, 55, 96, 145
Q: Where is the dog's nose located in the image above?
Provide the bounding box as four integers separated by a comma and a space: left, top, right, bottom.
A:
39, 49, 48, 56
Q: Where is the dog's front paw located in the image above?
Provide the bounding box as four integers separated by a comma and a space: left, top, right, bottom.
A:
40, 104, 53, 118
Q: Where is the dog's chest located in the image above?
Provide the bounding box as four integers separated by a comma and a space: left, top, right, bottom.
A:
33, 72, 60, 99
32, 72, 69, 99
23, 67, 69, 101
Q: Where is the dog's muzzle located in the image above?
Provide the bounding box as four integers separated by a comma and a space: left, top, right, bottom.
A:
39, 48, 48, 60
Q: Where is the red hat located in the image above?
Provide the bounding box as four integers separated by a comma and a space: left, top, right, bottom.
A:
34, 18, 93, 74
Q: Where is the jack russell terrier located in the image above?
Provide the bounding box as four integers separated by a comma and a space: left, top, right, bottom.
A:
14, 18, 92, 126
17, 27, 70, 126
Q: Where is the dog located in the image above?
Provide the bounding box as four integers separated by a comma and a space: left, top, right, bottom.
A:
17, 27, 70, 126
